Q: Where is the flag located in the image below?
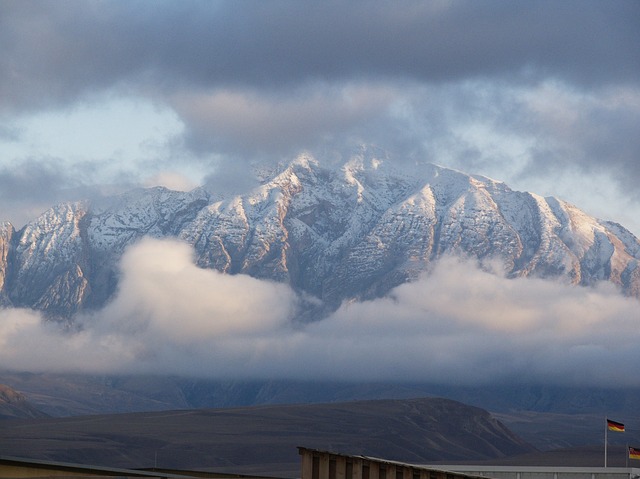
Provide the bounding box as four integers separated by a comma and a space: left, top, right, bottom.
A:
607, 419, 625, 432
630, 447, 640, 460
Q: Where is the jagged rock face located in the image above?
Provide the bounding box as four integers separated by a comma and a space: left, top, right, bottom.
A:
11, 202, 90, 317
0, 222, 13, 306
0, 154, 639, 320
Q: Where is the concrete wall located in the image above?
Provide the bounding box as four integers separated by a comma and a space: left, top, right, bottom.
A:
298, 448, 481, 479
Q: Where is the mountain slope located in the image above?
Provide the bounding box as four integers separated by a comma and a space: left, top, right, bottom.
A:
0, 383, 48, 419
0, 397, 535, 475
1, 152, 639, 319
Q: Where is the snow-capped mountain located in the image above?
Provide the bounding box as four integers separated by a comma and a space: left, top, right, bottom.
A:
1, 152, 639, 319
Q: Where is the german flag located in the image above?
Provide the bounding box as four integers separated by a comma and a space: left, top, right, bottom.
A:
607, 419, 625, 432
630, 447, 640, 460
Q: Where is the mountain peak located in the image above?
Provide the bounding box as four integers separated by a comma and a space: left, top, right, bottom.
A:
1, 157, 639, 319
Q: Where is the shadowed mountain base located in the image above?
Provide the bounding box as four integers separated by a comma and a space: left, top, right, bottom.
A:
0, 397, 534, 477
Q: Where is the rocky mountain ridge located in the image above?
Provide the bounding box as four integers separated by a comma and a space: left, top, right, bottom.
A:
0, 383, 48, 419
1, 152, 639, 319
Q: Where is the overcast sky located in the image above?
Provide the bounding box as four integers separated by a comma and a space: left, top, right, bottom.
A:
1, 1, 640, 385
1, 1, 639, 230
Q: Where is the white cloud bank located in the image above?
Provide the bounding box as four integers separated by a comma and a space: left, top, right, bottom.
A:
1, 238, 639, 387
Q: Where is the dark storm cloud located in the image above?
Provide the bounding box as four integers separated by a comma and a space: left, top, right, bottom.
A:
1, 0, 637, 114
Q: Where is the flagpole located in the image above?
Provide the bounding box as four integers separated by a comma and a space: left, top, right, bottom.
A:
605, 417, 608, 468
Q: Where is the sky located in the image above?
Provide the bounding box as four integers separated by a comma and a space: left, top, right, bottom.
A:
1, 1, 640, 385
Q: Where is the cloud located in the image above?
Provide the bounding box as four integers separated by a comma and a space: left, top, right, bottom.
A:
171, 84, 397, 158
0, 158, 140, 228
1, 240, 639, 387
100, 238, 295, 343
142, 171, 199, 192
519, 83, 640, 193
1, 1, 637, 115
0, 160, 91, 227
297, 256, 639, 386
0, 306, 133, 373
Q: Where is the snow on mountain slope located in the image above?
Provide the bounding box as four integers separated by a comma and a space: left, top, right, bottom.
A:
0, 152, 639, 320
10, 202, 90, 315
87, 186, 211, 254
